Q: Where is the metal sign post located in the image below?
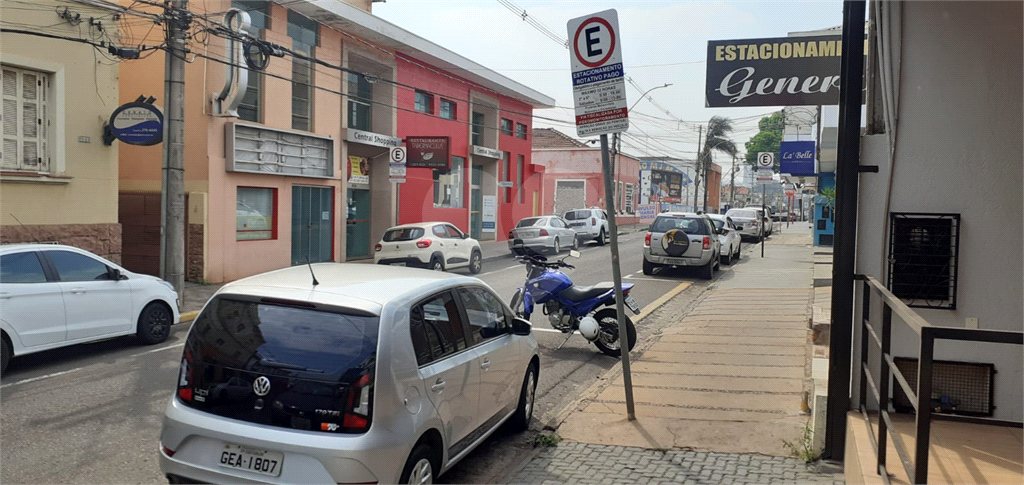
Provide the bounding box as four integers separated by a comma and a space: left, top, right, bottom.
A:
568, 9, 635, 420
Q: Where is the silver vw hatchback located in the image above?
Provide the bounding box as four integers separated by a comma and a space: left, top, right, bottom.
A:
159, 264, 539, 484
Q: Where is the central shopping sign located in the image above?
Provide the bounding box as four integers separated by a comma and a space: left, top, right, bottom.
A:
567, 9, 628, 137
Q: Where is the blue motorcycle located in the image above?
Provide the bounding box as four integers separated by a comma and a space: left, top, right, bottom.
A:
509, 241, 640, 357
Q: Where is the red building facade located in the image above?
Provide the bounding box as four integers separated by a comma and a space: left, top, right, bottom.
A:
395, 54, 551, 240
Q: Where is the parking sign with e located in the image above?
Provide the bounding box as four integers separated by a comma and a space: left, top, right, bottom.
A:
757, 152, 775, 168
567, 9, 629, 137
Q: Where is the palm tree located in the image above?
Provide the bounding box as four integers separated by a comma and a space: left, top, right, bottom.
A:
694, 116, 738, 211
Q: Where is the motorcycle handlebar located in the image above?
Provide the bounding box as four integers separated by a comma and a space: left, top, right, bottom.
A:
514, 255, 574, 270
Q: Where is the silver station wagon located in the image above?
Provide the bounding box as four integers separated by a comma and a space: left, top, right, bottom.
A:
159, 264, 539, 484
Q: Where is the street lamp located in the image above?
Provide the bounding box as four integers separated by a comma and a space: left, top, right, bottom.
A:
610, 83, 673, 212
628, 83, 673, 113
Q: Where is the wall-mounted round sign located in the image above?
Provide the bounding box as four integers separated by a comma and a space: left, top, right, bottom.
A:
108, 102, 163, 146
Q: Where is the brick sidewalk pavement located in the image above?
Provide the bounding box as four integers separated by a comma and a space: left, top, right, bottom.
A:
510, 442, 844, 485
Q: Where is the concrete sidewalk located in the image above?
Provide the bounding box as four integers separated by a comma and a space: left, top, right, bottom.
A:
507, 223, 844, 484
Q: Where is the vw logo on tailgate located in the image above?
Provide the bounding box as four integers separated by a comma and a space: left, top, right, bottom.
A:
253, 376, 271, 396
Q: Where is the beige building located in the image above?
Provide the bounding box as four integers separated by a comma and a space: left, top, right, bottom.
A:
1, 0, 124, 261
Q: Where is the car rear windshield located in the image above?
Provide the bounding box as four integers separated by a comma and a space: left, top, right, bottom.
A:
516, 217, 544, 228
727, 210, 757, 219
651, 217, 709, 235
384, 227, 424, 241
563, 210, 588, 221
711, 219, 726, 229
179, 297, 379, 432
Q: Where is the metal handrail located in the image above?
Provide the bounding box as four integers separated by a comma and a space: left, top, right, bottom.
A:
855, 274, 1023, 484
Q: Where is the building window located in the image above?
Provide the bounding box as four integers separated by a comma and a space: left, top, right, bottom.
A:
232, 0, 270, 30
291, 42, 313, 131
433, 156, 464, 208
515, 123, 527, 140
500, 118, 512, 136
439, 99, 456, 120
347, 73, 372, 131
237, 187, 277, 240
238, 68, 261, 123
888, 213, 960, 309
625, 183, 634, 214
1, 65, 49, 172
516, 154, 524, 203
471, 112, 484, 146
288, 11, 318, 132
415, 91, 433, 114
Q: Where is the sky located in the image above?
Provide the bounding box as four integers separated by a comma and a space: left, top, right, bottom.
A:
373, 0, 843, 175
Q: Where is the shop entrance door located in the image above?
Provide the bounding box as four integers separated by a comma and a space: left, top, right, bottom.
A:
346, 187, 373, 259
470, 164, 483, 239
291, 186, 333, 265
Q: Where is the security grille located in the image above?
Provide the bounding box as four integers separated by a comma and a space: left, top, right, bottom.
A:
888, 213, 960, 309
227, 123, 332, 178
892, 357, 995, 417
554, 180, 585, 216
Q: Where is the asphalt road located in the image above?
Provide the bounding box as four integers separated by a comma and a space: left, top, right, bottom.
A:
0, 233, 747, 484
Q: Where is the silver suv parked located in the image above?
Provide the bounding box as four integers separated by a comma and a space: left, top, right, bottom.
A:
563, 208, 609, 246
642, 212, 721, 279
159, 264, 539, 484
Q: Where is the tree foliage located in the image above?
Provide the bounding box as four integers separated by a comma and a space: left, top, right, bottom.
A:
743, 111, 785, 170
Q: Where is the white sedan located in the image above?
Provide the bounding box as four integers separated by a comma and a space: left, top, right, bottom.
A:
374, 222, 483, 273
0, 244, 181, 374
707, 214, 743, 265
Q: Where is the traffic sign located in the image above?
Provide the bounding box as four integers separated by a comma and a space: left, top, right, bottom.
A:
757, 152, 775, 168
567, 9, 628, 137
389, 146, 407, 183
756, 168, 774, 182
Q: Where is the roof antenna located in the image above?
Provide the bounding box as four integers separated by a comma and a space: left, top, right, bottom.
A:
305, 255, 320, 287
10, 213, 46, 244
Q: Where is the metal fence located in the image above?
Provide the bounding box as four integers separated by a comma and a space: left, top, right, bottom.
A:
856, 274, 1023, 484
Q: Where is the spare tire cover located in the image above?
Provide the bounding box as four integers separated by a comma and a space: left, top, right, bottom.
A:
661, 229, 689, 257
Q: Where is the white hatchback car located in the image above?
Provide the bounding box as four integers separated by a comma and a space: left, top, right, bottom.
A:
706, 214, 743, 265
375, 222, 482, 273
0, 244, 180, 374
158, 263, 539, 484
563, 208, 609, 246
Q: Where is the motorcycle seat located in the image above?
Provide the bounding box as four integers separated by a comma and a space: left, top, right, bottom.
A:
561, 282, 615, 302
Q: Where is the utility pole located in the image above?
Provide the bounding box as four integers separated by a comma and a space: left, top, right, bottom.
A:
730, 155, 737, 208
693, 125, 702, 211
161, 0, 188, 302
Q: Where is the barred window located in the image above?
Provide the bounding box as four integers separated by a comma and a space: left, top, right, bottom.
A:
888, 213, 960, 309
625, 183, 635, 214
1, 65, 49, 172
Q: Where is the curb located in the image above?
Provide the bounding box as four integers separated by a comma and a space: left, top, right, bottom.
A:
179, 310, 199, 323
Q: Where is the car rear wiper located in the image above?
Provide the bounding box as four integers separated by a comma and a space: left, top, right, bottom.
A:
259, 358, 324, 373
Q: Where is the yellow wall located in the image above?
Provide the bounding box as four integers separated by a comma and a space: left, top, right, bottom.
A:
0, 1, 120, 226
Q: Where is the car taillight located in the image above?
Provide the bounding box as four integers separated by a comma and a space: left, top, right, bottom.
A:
539, 229, 549, 236
177, 349, 194, 402
161, 445, 175, 457
415, 239, 432, 249
644, 233, 651, 248
373, 243, 382, 252
702, 237, 711, 250
509, 231, 514, 238
342, 374, 373, 432
591, 217, 597, 225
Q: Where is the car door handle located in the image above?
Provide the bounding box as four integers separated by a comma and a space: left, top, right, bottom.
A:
70, 288, 87, 295
0, 292, 10, 300
431, 379, 445, 392
480, 359, 491, 371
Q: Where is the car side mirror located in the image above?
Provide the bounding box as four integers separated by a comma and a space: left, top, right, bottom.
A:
568, 250, 581, 259
462, 233, 470, 239
512, 317, 532, 336
107, 267, 124, 281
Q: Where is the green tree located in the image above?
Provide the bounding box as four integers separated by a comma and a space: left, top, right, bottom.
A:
743, 111, 785, 171
695, 116, 738, 210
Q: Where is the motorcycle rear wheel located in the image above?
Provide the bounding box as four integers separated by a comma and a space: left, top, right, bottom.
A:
592, 308, 637, 357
